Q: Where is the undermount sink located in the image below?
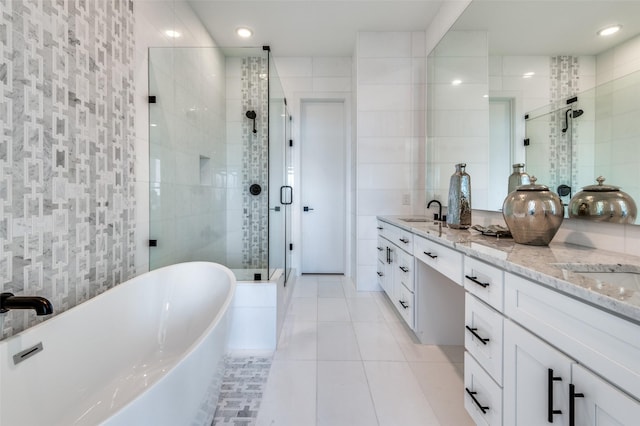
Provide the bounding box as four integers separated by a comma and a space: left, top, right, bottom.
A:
399, 217, 429, 223
553, 263, 640, 292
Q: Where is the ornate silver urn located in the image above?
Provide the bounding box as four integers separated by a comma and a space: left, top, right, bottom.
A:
502, 176, 564, 246
568, 176, 637, 224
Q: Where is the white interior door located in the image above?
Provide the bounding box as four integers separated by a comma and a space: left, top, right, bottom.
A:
300, 100, 345, 274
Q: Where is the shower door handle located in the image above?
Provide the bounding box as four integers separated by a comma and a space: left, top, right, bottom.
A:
280, 186, 293, 205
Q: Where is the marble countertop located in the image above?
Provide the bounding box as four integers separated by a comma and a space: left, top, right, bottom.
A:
379, 216, 640, 324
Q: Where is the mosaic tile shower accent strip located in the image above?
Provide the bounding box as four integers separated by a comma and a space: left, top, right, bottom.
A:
241, 57, 268, 270
0, 0, 136, 339
548, 56, 580, 193
213, 355, 273, 426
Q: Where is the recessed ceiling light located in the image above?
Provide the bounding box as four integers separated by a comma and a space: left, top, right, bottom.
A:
236, 27, 253, 38
164, 30, 181, 38
598, 25, 622, 36
523, 71, 535, 79
451, 79, 462, 86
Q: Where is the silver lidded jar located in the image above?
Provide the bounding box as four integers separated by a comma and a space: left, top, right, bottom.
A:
502, 176, 564, 246
447, 163, 471, 229
568, 176, 637, 224
508, 163, 531, 194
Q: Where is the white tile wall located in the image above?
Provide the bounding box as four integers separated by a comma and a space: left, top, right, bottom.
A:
355, 31, 426, 291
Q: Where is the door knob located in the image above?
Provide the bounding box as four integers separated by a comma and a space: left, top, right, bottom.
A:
303, 206, 314, 212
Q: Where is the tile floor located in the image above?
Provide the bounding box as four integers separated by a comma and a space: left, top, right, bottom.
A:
253, 274, 475, 426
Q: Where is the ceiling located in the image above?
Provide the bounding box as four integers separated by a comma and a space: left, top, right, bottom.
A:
186, 0, 445, 57
452, 0, 640, 56
181, 0, 640, 58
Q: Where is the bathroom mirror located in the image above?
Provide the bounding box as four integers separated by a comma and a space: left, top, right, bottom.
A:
426, 0, 640, 225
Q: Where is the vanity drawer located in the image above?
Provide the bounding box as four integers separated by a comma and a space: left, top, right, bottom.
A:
505, 272, 640, 399
465, 293, 504, 385
395, 249, 414, 292
464, 351, 503, 426
464, 257, 504, 312
414, 235, 463, 285
385, 224, 414, 254
396, 282, 415, 329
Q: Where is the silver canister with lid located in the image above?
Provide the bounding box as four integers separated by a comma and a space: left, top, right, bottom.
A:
502, 176, 564, 246
568, 176, 637, 224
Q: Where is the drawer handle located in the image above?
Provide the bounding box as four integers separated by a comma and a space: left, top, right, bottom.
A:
399, 300, 409, 309
465, 275, 489, 288
569, 384, 584, 426
399, 237, 409, 244
465, 326, 490, 345
377, 272, 383, 277
377, 246, 383, 251
377, 226, 383, 230
465, 388, 490, 414
399, 266, 409, 273
548, 369, 563, 422
423, 251, 437, 259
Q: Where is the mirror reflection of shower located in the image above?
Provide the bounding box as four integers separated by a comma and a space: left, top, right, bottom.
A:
246, 110, 257, 133
562, 108, 584, 133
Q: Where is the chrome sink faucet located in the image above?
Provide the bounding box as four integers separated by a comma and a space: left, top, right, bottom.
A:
427, 199, 443, 221
0, 293, 54, 316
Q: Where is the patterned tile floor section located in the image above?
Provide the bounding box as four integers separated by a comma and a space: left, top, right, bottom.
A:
212, 355, 273, 426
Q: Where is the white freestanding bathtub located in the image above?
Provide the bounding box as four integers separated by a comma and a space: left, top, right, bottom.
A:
0, 262, 236, 426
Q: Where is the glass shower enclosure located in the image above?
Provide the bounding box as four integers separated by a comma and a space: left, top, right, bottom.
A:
147, 47, 292, 282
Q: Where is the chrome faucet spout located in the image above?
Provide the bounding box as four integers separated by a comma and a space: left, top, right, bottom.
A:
427, 199, 443, 221
0, 293, 54, 316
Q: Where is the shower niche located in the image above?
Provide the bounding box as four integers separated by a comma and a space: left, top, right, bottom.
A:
147, 47, 293, 281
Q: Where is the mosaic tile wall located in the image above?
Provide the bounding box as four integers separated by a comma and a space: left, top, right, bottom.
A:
241, 57, 269, 270
548, 56, 580, 195
0, 0, 136, 339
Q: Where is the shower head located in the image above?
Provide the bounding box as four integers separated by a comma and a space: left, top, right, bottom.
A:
562, 108, 584, 133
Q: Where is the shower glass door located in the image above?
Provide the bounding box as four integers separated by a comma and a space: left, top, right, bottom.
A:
148, 47, 286, 281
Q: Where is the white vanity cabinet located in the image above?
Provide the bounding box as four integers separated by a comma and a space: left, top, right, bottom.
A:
503, 273, 640, 425
377, 221, 415, 329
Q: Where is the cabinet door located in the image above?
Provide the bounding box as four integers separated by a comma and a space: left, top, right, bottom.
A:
570, 364, 640, 426
504, 320, 573, 426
